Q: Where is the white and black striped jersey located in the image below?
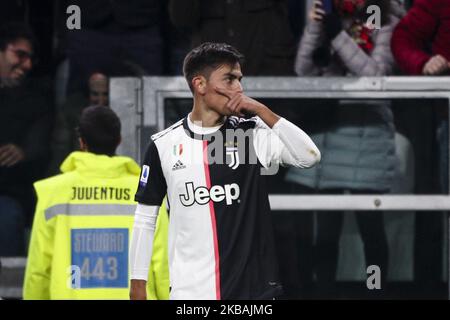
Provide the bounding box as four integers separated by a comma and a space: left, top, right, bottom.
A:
134, 114, 320, 300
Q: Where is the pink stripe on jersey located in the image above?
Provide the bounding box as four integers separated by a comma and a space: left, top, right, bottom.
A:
203, 140, 221, 300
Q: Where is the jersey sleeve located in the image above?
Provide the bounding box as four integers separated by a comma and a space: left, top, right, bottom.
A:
135, 139, 167, 205
253, 116, 321, 169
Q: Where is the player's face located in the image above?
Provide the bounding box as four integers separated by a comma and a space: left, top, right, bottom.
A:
0, 38, 33, 87
204, 63, 243, 116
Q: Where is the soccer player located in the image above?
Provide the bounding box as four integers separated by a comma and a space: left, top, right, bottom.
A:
129, 42, 321, 300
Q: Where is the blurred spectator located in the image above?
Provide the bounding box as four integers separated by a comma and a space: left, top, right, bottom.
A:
0, 22, 53, 256
391, 0, 449, 293
88, 73, 109, 107
282, 0, 399, 298
168, 0, 296, 75
65, 0, 165, 94
49, 71, 110, 176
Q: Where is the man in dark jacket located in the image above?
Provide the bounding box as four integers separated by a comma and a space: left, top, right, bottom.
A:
0, 22, 53, 256
169, 0, 296, 75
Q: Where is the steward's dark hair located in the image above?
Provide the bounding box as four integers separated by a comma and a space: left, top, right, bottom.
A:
78, 106, 121, 156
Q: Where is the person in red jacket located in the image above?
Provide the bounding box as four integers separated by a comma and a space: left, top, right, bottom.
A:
391, 0, 450, 75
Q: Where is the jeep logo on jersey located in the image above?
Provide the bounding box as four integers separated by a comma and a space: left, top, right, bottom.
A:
179, 182, 240, 206
226, 147, 240, 170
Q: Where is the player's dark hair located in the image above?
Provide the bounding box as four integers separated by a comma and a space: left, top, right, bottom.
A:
78, 106, 121, 156
0, 22, 36, 51
183, 42, 244, 92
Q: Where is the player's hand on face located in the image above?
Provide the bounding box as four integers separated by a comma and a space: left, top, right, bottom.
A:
215, 86, 244, 116
309, 0, 326, 23
0, 144, 25, 167
422, 55, 450, 75
215, 87, 264, 117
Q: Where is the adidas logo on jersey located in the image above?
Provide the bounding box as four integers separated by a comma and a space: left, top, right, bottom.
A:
180, 182, 240, 206
172, 160, 186, 171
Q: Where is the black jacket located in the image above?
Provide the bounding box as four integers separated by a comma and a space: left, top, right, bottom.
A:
0, 78, 53, 197
70, 0, 164, 29
169, 0, 296, 75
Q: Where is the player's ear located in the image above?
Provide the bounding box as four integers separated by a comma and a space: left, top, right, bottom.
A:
192, 75, 207, 95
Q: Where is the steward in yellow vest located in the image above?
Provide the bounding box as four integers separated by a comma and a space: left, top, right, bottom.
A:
23, 106, 169, 299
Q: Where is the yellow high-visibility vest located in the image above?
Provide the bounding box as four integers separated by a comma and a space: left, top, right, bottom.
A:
23, 151, 169, 300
